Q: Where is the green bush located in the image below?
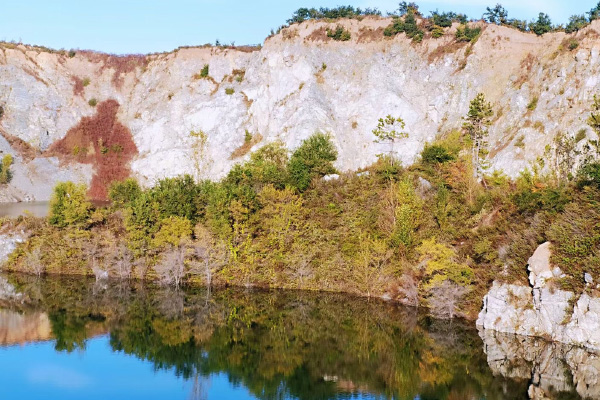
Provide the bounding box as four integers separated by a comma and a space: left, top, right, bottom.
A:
109, 178, 142, 208
148, 175, 200, 223
383, 11, 424, 42
421, 144, 455, 164
200, 64, 209, 78
455, 25, 481, 42
0, 154, 13, 184
88, 98, 97, 107
225, 88, 235, 95
49, 182, 93, 228
287, 133, 338, 191
326, 25, 351, 41
287, 6, 380, 24
577, 162, 600, 188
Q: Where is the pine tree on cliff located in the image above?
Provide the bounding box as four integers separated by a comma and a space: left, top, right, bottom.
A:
463, 93, 493, 181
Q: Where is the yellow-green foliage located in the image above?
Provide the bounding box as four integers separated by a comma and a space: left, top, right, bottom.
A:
393, 178, 423, 249
0, 153, 13, 184
152, 216, 193, 248
49, 182, 92, 228
417, 238, 473, 290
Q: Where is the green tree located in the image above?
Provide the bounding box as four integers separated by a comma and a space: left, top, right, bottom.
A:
589, 1, 600, 21
372, 115, 409, 165
287, 133, 338, 191
0, 154, 13, 184
109, 178, 142, 208
49, 182, 93, 228
483, 4, 508, 25
463, 93, 493, 180
565, 14, 589, 33
529, 13, 553, 36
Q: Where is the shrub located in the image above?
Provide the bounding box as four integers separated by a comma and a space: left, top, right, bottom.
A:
0, 154, 13, 184
421, 144, 455, 164
577, 162, 600, 188
148, 175, 201, 223
109, 178, 142, 208
82, 77, 90, 87
88, 98, 97, 107
287, 6, 380, 24
326, 25, 351, 41
49, 182, 93, 228
225, 88, 235, 95
287, 133, 338, 191
527, 97, 538, 111
383, 11, 424, 42
200, 64, 209, 78
455, 25, 481, 42
152, 216, 193, 248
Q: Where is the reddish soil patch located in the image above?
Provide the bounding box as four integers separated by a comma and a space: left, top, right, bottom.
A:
46, 100, 138, 200
79, 51, 148, 88
357, 27, 384, 43
72, 76, 84, 97
0, 128, 38, 161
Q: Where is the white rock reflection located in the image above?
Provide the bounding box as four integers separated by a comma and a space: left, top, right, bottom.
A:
480, 328, 600, 399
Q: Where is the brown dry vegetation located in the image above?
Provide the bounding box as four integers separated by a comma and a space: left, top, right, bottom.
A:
306, 27, 332, 42
357, 27, 384, 43
79, 51, 148, 88
46, 100, 138, 200
0, 128, 38, 161
514, 53, 536, 88
229, 133, 263, 159
72, 76, 84, 97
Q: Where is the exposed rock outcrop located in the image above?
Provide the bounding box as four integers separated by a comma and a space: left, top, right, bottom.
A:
2, 19, 600, 199
478, 242, 600, 350
0, 232, 26, 265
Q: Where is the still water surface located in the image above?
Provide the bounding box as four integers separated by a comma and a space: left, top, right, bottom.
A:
0, 201, 49, 218
0, 274, 592, 399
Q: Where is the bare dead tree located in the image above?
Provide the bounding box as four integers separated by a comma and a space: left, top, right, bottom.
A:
25, 246, 44, 277
428, 280, 467, 319
107, 243, 133, 280
155, 244, 187, 289
81, 239, 107, 281
189, 225, 228, 290
397, 274, 419, 307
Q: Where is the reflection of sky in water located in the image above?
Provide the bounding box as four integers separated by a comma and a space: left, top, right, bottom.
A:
0, 335, 380, 400
0, 335, 257, 400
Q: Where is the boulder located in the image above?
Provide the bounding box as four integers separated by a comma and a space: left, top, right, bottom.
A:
528, 242, 553, 288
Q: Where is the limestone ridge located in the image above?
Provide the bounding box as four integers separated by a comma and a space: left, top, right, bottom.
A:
1, 18, 600, 200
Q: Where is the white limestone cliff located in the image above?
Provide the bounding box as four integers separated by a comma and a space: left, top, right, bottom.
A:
1, 18, 600, 200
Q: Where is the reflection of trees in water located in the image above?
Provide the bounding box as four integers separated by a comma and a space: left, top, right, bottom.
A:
5, 274, 528, 400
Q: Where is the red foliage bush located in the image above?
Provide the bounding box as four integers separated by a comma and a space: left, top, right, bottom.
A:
47, 100, 138, 200
72, 76, 84, 96
79, 51, 148, 88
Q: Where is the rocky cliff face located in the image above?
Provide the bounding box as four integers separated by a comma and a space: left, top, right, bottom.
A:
478, 242, 600, 350
1, 18, 600, 200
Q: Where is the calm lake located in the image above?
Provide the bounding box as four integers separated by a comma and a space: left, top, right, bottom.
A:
0, 202, 50, 218
0, 274, 594, 400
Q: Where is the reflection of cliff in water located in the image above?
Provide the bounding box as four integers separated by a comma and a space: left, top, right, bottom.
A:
480, 329, 600, 399
0, 310, 51, 345
0, 274, 547, 399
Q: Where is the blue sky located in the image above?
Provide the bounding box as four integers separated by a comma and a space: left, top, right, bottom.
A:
0, 0, 598, 54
